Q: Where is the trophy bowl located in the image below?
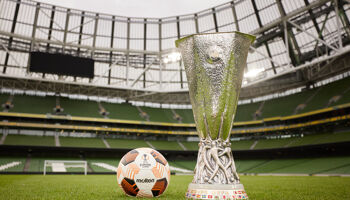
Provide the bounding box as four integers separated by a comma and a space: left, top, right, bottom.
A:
176, 32, 255, 200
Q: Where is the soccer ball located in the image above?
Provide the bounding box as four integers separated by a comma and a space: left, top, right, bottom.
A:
117, 147, 170, 198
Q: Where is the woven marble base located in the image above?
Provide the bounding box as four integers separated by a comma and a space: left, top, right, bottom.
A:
186, 183, 248, 200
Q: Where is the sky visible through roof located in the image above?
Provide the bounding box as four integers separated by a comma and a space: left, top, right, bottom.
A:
36, 0, 230, 18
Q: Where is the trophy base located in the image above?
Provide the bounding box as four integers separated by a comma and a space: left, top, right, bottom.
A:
186, 183, 248, 200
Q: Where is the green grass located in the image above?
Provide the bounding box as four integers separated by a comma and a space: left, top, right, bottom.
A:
0, 175, 349, 199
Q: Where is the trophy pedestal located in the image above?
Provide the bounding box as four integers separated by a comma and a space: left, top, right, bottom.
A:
186, 183, 248, 199
185, 139, 248, 200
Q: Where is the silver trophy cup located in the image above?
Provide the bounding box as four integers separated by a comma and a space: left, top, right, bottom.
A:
176, 32, 255, 200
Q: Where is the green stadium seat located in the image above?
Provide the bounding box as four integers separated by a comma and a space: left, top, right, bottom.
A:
59, 137, 105, 148
0, 157, 26, 172
102, 102, 143, 121
139, 106, 177, 123
235, 102, 260, 121
60, 97, 102, 118
173, 109, 194, 123
3, 135, 55, 146
106, 138, 149, 149
11, 95, 56, 114
148, 140, 183, 150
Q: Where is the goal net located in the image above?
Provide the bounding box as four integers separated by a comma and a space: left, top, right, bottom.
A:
43, 160, 87, 175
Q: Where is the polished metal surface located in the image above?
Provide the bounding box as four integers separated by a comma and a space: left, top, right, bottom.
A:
176, 32, 255, 141
176, 32, 254, 198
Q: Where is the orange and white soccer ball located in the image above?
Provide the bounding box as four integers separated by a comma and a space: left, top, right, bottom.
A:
117, 147, 170, 198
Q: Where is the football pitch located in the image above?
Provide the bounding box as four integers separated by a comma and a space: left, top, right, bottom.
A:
0, 175, 349, 200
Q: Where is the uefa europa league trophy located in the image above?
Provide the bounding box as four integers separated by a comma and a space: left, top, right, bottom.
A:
176, 32, 255, 200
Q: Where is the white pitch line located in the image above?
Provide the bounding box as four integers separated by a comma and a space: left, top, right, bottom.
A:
92, 162, 117, 171
169, 166, 192, 173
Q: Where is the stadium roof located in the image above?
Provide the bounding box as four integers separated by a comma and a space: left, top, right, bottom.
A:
0, 0, 350, 104
35, 0, 230, 18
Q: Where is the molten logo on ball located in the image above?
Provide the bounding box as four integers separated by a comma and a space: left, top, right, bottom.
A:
117, 148, 170, 198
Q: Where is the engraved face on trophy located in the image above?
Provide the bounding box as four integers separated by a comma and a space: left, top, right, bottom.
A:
176, 32, 255, 199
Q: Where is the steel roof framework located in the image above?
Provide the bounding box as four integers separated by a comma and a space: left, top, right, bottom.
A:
0, 0, 350, 104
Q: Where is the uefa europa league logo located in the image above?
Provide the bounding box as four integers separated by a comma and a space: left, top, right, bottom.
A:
176, 32, 255, 199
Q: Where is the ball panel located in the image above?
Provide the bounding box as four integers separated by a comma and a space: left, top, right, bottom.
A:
125, 163, 140, 180
134, 168, 156, 197
135, 153, 156, 170
166, 164, 171, 181
120, 177, 139, 197
151, 178, 168, 197
151, 150, 167, 166
137, 190, 152, 198
121, 149, 139, 166
136, 147, 153, 153
117, 165, 123, 180
152, 162, 166, 179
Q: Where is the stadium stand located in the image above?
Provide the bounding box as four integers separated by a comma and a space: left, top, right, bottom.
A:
168, 160, 196, 171
28, 157, 85, 172
11, 95, 56, 114
181, 141, 198, 151
60, 98, 102, 118
0, 157, 25, 172
1, 156, 349, 175
253, 139, 294, 150
238, 157, 350, 174
335, 87, 350, 105
105, 138, 149, 149
3, 135, 55, 147
302, 78, 350, 113
139, 106, 177, 123
148, 140, 183, 150
101, 102, 143, 121
231, 140, 256, 150
1, 76, 350, 123
235, 102, 261, 122
2, 131, 350, 150
173, 109, 194, 123
287, 132, 350, 147
59, 137, 106, 148
260, 90, 317, 118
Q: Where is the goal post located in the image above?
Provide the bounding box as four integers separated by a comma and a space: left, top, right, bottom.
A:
43, 160, 87, 175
